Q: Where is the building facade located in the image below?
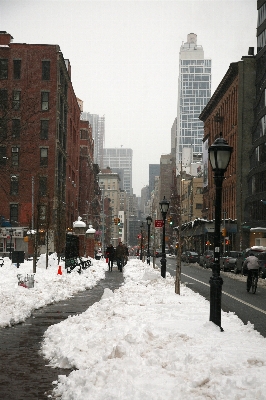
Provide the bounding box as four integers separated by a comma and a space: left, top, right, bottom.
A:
81, 112, 105, 168
103, 148, 133, 195
176, 33, 212, 172
200, 57, 256, 251
0, 32, 97, 257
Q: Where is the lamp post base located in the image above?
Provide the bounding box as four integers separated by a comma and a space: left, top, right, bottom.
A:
160, 256, 166, 278
209, 274, 223, 329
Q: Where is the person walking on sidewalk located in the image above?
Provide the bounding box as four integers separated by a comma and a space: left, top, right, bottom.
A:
105, 244, 115, 272
123, 244, 129, 265
116, 242, 125, 272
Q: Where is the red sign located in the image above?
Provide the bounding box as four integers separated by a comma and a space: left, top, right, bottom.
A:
155, 220, 164, 228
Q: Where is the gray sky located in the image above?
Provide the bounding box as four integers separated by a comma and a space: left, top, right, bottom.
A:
1, 0, 257, 196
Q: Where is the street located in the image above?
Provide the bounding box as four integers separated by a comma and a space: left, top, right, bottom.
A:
155, 256, 266, 337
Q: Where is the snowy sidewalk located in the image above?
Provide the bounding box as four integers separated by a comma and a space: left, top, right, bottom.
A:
0, 257, 124, 399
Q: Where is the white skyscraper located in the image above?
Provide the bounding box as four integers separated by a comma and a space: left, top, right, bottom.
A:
176, 33, 211, 172
103, 148, 133, 195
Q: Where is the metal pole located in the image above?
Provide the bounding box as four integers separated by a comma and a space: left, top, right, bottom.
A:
9, 230, 13, 260
140, 224, 143, 261
147, 223, 150, 265
209, 173, 224, 330
32, 176, 34, 231
160, 216, 166, 278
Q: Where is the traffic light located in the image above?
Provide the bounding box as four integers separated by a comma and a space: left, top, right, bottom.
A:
169, 217, 173, 225
114, 218, 118, 225
117, 218, 120, 225
221, 228, 227, 237
167, 217, 170, 223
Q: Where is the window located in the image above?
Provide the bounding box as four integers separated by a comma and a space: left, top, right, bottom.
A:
38, 205, 46, 221
0, 146, 7, 165
40, 120, 49, 139
11, 147, 19, 166
12, 119, 20, 138
41, 92, 49, 110
0, 118, 7, 139
196, 203, 202, 209
42, 61, 50, 80
10, 203, 18, 225
10, 176, 19, 195
12, 90, 21, 110
13, 60, 21, 79
39, 176, 47, 196
0, 89, 8, 109
0, 59, 8, 79
40, 147, 48, 166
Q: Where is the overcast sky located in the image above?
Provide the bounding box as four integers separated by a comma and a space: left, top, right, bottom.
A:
1, 0, 257, 196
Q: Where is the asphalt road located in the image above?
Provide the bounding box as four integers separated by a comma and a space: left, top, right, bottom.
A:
155, 256, 266, 337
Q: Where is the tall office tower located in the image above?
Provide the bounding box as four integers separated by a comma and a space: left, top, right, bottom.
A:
149, 164, 160, 198
103, 148, 133, 195
176, 33, 211, 172
81, 112, 105, 167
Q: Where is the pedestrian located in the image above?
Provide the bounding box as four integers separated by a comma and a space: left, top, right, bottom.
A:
105, 244, 115, 272
115, 242, 125, 272
243, 253, 259, 292
123, 244, 129, 265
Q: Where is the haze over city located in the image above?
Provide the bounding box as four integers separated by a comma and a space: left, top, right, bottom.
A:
1, 0, 257, 196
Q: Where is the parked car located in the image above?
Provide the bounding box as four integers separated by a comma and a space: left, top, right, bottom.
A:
185, 251, 200, 264
221, 251, 241, 272
155, 249, 162, 258
0, 257, 4, 267
181, 251, 189, 262
257, 251, 266, 278
202, 250, 214, 268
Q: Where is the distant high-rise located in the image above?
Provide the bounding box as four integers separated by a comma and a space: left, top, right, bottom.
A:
149, 164, 160, 197
176, 33, 211, 171
103, 148, 133, 195
81, 112, 105, 167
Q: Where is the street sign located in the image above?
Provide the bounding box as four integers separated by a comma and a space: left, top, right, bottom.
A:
155, 220, 164, 228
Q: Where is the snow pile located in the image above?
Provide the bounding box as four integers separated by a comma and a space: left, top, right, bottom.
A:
0, 254, 108, 328
41, 259, 266, 400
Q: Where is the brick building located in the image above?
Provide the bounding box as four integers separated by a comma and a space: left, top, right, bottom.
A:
199, 57, 256, 250
0, 32, 89, 256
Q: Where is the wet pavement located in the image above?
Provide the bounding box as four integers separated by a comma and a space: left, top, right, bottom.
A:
0, 268, 124, 400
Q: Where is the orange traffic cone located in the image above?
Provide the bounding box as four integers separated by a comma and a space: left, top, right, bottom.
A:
57, 265, 62, 275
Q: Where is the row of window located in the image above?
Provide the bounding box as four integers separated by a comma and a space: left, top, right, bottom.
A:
0, 89, 50, 111
181, 60, 211, 67
181, 68, 211, 74
0, 147, 49, 167
182, 74, 211, 82
9, 176, 47, 196
0, 118, 49, 140
6, 203, 48, 226
0, 59, 50, 80
258, 3, 266, 28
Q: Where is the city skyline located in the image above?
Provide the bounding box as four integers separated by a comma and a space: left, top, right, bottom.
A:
1, 0, 257, 195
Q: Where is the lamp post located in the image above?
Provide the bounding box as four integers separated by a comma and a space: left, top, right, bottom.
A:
208, 133, 232, 329
140, 222, 144, 261
9, 228, 14, 260
159, 196, 170, 278
146, 215, 152, 265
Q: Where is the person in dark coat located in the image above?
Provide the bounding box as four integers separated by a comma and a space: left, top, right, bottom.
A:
116, 242, 125, 272
105, 244, 115, 272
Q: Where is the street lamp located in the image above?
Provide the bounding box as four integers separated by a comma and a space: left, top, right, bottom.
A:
146, 215, 152, 265
208, 133, 233, 329
159, 196, 170, 278
9, 228, 14, 260
140, 222, 144, 261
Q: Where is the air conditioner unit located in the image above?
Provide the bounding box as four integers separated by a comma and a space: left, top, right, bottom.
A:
12, 147, 19, 152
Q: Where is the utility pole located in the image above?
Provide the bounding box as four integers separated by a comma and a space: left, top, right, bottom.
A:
175, 162, 182, 294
